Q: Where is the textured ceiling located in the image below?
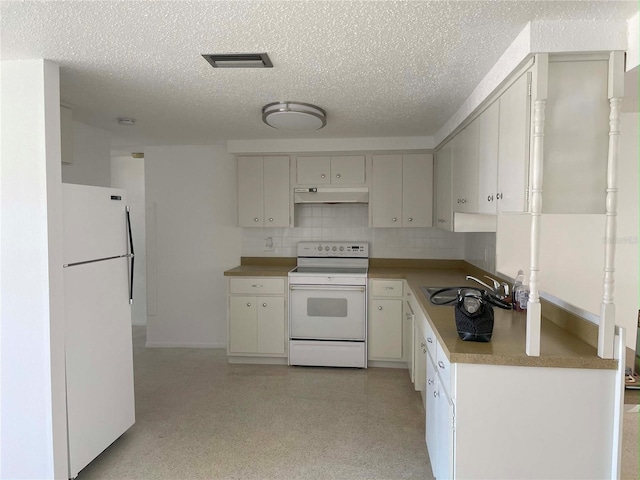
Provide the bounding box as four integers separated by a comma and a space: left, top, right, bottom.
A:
1, 1, 637, 151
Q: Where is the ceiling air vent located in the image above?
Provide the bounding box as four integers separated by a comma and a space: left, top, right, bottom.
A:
202, 53, 273, 68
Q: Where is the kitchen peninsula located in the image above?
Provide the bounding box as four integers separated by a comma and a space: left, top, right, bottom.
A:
226, 257, 623, 479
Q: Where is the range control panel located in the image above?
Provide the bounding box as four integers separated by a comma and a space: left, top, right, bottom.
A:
297, 241, 369, 258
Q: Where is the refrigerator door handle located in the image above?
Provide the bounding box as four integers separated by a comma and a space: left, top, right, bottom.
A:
126, 206, 135, 304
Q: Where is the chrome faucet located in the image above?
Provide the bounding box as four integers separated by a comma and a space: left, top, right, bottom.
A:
466, 275, 510, 299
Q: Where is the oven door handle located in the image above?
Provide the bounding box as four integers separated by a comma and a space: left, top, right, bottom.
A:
290, 285, 366, 292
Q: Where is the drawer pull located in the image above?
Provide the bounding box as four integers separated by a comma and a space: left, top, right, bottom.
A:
438, 361, 445, 369
246, 303, 251, 307
262, 303, 267, 307
378, 306, 383, 310
251, 284, 263, 288
336, 173, 341, 178
321, 174, 326, 178
254, 217, 259, 222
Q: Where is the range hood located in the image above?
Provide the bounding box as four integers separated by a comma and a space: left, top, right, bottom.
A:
294, 187, 369, 204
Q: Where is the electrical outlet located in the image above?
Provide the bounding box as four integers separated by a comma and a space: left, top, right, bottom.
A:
264, 236, 274, 252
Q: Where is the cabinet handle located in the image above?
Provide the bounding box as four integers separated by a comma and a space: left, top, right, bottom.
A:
408, 217, 413, 222
246, 302, 252, 307
262, 303, 267, 307
378, 306, 383, 310
268, 218, 273, 222
251, 284, 263, 288
433, 391, 439, 398
438, 218, 445, 224
487, 195, 494, 202
420, 342, 426, 348
321, 174, 326, 178
461, 198, 467, 204
392, 218, 397, 222
384, 286, 394, 290
427, 337, 433, 344
427, 379, 434, 386
457, 198, 461, 204
254, 217, 259, 222
423, 348, 427, 354
497, 192, 503, 200
336, 174, 341, 179
438, 361, 445, 369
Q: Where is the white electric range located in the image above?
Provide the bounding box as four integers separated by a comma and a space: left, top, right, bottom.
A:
288, 241, 369, 368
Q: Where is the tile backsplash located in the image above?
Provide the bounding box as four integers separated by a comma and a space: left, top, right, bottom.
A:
241, 204, 467, 259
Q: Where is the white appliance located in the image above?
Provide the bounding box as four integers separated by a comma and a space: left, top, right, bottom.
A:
62, 183, 135, 479
288, 241, 368, 368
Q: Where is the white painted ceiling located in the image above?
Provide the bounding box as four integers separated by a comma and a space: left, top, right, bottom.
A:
1, 1, 637, 152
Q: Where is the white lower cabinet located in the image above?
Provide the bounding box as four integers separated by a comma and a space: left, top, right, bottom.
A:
426, 349, 455, 480
228, 278, 286, 357
368, 279, 404, 362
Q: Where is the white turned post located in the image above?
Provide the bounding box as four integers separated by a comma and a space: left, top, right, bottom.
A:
598, 51, 624, 359
526, 54, 548, 357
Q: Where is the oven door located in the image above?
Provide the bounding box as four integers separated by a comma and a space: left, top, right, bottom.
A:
289, 284, 366, 340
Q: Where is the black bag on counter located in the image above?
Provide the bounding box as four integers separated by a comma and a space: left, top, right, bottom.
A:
454, 290, 494, 342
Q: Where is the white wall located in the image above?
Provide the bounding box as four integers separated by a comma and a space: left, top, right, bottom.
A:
111, 156, 147, 325
464, 233, 496, 273
0, 60, 68, 479
62, 120, 111, 187
145, 146, 241, 347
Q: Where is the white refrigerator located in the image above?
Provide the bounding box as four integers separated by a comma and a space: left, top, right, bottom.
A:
62, 183, 135, 478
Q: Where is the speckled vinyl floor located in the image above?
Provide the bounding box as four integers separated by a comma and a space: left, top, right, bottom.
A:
78, 327, 639, 480
77, 327, 431, 480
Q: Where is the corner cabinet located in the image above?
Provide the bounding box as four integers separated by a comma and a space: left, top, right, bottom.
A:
228, 278, 287, 362
371, 153, 433, 227
237, 156, 290, 227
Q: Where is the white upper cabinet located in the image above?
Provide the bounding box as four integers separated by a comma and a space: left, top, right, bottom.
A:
296, 155, 365, 185
435, 141, 453, 231
371, 155, 403, 227
403, 154, 434, 227
477, 101, 500, 214
237, 156, 289, 227
497, 72, 531, 213
372, 154, 433, 227
451, 119, 479, 213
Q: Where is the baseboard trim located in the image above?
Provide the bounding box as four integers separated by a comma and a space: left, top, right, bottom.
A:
145, 341, 226, 349
368, 360, 409, 369
228, 356, 288, 365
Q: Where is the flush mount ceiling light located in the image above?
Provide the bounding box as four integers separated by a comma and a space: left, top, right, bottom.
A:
202, 53, 273, 68
262, 102, 327, 131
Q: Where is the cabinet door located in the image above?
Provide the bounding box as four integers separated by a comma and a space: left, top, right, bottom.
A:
498, 72, 531, 213
434, 142, 453, 231
402, 154, 433, 227
263, 156, 290, 227
371, 155, 403, 227
257, 296, 285, 354
452, 119, 479, 213
296, 156, 331, 184
477, 102, 499, 214
368, 298, 403, 360
414, 325, 427, 395
237, 157, 264, 226
330, 155, 365, 184
229, 296, 257, 353
435, 390, 455, 480
404, 300, 415, 381
425, 353, 438, 478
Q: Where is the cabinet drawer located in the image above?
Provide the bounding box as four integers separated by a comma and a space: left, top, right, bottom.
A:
370, 280, 403, 297
229, 278, 285, 295
436, 340, 452, 398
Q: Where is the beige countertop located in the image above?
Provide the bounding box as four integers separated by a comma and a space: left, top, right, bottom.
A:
225, 258, 616, 370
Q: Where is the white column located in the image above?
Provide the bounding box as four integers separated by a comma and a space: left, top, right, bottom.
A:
598, 51, 624, 359
0, 60, 68, 478
526, 54, 548, 357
